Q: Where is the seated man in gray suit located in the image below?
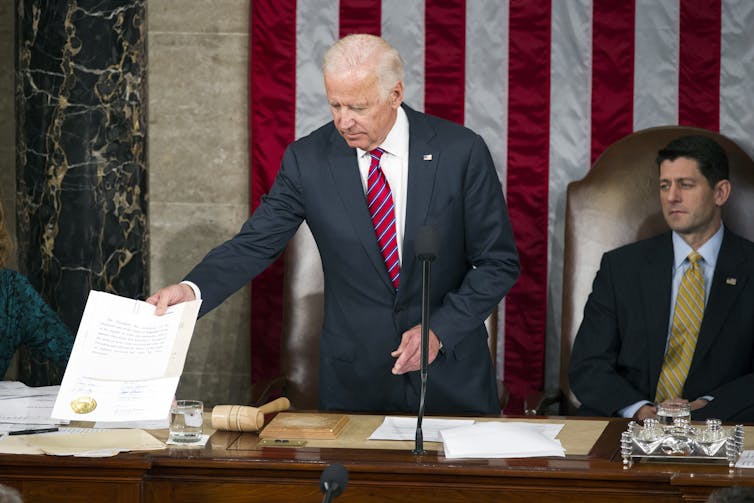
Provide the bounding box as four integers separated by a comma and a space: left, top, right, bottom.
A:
148, 34, 520, 415
569, 135, 754, 422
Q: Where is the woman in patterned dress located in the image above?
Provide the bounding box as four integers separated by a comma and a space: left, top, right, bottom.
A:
0, 202, 73, 378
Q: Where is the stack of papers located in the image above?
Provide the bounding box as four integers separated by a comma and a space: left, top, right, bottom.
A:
0, 382, 67, 434
0, 381, 169, 434
369, 417, 566, 459
440, 422, 566, 459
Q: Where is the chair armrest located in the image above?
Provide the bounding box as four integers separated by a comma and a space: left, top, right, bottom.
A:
497, 379, 509, 410
251, 375, 289, 407
524, 388, 564, 415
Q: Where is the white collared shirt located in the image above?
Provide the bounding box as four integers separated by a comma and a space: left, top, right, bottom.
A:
355, 107, 410, 264
668, 225, 723, 317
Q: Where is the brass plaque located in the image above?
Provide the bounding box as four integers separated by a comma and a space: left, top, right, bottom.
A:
258, 439, 307, 448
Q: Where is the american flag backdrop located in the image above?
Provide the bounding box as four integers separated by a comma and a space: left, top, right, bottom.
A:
249, 0, 754, 413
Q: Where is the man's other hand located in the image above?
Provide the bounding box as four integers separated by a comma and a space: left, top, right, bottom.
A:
634, 403, 657, 421
390, 325, 442, 375
690, 398, 709, 411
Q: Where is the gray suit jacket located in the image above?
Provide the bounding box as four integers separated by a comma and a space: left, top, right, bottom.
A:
569, 229, 754, 422
186, 105, 520, 414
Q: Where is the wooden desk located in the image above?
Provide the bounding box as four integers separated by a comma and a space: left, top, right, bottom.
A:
2, 417, 753, 502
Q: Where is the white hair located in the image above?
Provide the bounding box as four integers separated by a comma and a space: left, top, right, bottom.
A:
323, 34, 404, 100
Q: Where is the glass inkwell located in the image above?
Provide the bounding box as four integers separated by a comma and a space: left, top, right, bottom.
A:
695, 419, 729, 456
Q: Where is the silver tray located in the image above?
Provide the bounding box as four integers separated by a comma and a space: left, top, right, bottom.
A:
620, 419, 744, 468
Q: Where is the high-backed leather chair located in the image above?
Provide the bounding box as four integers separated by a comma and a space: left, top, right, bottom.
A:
276, 223, 323, 410
556, 126, 754, 413
261, 222, 505, 410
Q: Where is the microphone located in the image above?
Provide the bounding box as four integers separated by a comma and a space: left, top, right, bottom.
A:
415, 225, 438, 261
413, 226, 438, 455
320, 463, 348, 503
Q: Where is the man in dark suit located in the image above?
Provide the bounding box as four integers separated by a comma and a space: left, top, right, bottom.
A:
149, 34, 520, 415
569, 135, 754, 422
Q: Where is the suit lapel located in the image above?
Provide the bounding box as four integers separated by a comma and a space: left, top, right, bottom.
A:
400, 107, 439, 297
327, 132, 396, 292
692, 231, 749, 367
643, 233, 675, 393
325, 106, 442, 296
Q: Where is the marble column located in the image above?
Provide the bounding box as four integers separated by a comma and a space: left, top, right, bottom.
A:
15, 0, 148, 382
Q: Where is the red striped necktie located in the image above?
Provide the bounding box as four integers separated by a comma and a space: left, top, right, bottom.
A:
367, 148, 400, 290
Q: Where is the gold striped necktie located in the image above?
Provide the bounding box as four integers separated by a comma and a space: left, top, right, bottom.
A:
655, 251, 705, 403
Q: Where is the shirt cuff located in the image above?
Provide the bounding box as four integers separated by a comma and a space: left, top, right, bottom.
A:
180, 280, 202, 301
620, 400, 653, 419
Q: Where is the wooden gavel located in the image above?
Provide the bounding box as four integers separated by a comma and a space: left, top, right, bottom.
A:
211, 397, 291, 432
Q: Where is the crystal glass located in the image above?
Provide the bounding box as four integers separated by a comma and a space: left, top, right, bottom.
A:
656, 401, 691, 426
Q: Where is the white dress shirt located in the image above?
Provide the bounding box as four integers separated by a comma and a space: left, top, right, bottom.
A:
355, 107, 410, 264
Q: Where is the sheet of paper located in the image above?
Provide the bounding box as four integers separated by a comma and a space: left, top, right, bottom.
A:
20, 428, 165, 457
440, 422, 566, 459
0, 435, 46, 455
369, 416, 475, 442
0, 428, 99, 454
0, 382, 59, 399
736, 450, 754, 468
52, 291, 201, 422
492, 421, 564, 439
0, 381, 29, 395
0, 383, 68, 431
0, 395, 59, 423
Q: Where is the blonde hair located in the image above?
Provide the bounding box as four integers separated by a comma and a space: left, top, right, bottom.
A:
0, 201, 14, 268
323, 34, 404, 100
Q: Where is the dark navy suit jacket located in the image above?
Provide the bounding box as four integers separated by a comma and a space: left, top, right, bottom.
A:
570, 229, 754, 422
185, 105, 520, 415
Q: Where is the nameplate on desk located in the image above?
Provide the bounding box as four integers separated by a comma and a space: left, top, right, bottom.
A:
259, 413, 349, 440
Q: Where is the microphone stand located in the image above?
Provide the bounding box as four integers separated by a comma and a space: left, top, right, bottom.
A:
413, 254, 431, 454
412, 225, 437, 455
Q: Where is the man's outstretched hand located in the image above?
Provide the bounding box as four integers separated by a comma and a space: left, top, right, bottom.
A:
146, 284, 196, 315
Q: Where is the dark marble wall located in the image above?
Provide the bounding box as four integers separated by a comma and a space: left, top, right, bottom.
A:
15, 1, 148, 341
1, 1, 15, 255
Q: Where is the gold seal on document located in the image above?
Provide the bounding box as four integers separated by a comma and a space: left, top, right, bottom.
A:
70, 396, 97, 414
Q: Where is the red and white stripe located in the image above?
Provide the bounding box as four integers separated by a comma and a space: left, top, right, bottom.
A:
250, 0, 754, 413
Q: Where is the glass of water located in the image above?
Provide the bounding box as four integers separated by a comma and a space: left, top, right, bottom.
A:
656, 401, 691, 426
169, 400, 204, 444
